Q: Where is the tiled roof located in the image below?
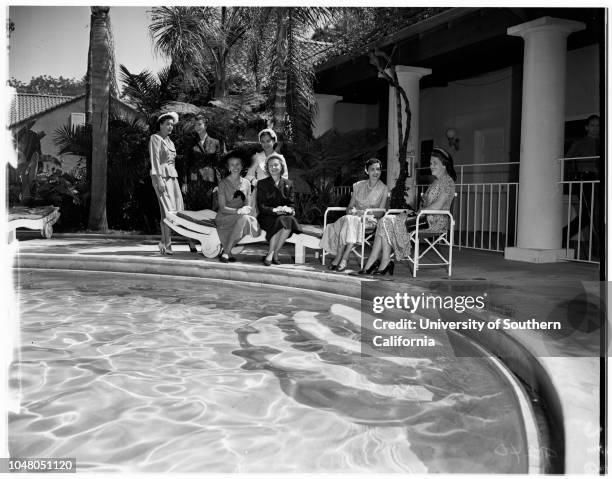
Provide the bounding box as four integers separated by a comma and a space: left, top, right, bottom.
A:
9, 93, 80, 127
300, 39, 334, 65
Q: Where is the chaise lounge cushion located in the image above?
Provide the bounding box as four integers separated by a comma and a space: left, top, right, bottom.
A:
176, 210, 217, 228
9, 205, 58, 221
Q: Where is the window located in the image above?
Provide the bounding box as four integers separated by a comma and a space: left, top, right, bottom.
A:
70, 112, 86, 130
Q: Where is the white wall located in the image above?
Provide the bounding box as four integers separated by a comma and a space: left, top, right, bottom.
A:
14, 98, 145, 174
419, 44, 600, 172
28, 98, 86, 173
418, 44, 599, 235
420, 68, 513, 172
334, 103, 378, 133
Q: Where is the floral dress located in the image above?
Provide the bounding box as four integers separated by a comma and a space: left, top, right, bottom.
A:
377, 174, 455, 260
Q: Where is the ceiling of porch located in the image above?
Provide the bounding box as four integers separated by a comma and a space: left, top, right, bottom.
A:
315, 7, 604, 104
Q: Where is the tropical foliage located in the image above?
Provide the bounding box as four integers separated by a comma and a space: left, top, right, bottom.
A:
118, 65, 178, 117
54, 115, 158, 232
148, 7, 253, 100
289, 128, 386, 188
265, 7, 332, 144
146, 6, 332, 146
312, 7, 448, 60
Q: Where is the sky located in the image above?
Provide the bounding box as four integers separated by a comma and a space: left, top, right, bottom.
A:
8, 6, 168, 84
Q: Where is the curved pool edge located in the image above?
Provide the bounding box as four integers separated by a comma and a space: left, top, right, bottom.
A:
15, 252, 555, 473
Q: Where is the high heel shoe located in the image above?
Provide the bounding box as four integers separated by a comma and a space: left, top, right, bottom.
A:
158, 242, 167, 255
357, 259, 380, 275
336, 260, 348, 272
373, 261, 394, 276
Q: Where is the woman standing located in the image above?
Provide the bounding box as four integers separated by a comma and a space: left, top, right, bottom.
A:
246, 128, 288, 215
257, 154, 301, 266
320, 158, 388, 272
215, 152, 260, 263
149, 111, 184, 255
360, 147, 456, 276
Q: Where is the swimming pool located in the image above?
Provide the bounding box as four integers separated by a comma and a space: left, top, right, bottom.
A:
10, 269, 532, 473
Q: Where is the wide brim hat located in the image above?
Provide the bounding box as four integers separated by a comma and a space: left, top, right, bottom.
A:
158, 111, 179, 123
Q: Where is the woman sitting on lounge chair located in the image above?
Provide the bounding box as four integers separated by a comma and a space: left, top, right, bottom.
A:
257, 154, 301, 266
320, 158, 388, 272
359, 147, 456, 276
215, 152, 260, 263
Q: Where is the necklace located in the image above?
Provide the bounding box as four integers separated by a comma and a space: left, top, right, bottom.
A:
366, 180, 378, 191
228, 175, 241, 189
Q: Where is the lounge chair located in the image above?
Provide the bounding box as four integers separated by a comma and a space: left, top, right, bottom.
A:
164, 210, 322, 264
8, 205, 60, 242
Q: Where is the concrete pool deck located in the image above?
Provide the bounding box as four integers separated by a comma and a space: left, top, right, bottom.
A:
10, 233, 603, 474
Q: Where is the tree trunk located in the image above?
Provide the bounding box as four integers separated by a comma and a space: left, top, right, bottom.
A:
214, 60, 226, 99
85, 11, 94, 201
368, 51, 413, 209
273, 13, 288, 138
88, 6, 111, 231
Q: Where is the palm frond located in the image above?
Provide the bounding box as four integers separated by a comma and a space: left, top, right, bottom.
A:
149, 7, 206, 62
53, 124, 91, 158
119, 64, 162, 115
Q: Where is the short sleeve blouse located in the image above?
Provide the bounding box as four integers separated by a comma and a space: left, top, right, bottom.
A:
422, 174, 455, 231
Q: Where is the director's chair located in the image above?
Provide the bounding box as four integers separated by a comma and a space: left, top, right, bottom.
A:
385, 194, 456, 277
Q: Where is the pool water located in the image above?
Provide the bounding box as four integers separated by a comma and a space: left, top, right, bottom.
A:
10, 269, 528, 473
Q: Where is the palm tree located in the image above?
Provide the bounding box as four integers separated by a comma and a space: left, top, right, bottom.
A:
87, 6, 112, 231
148, 7, 250, 99
266, 7, 333, 145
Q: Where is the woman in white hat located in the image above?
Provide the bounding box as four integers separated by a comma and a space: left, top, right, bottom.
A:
149, 111, 184, 255
245, 128, 289, 216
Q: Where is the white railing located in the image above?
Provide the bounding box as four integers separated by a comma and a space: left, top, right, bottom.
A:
558, 156, 599, 182
558, 156, 601, 264
417, 162, 520, 252
331, 162, 520, 253
414, 181, 518, 252
329, 158, 600, 261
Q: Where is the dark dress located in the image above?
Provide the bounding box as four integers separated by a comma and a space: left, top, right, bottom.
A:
256, 176, 302, 241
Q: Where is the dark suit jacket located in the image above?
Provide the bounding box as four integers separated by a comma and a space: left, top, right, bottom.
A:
256, 176, 295, 216
181, 134, 222, 181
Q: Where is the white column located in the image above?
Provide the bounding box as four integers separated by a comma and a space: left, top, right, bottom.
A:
385, 66, 431, 190
312, 94, 342, 138
505, 17, 584, 263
